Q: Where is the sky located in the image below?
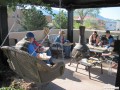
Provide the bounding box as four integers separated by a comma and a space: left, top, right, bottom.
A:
23, 5, 120, 20
100, 7, 120, 20
52, 7, 120, 20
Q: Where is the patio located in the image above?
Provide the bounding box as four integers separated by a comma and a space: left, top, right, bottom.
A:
42, 58, 117, 90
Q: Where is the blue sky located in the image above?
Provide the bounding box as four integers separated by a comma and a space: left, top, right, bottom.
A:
100, 7, 120, 20
26, 6, 120, 20
52, 7, 120, 20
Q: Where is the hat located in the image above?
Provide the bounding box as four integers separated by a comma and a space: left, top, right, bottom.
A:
25, 32, 34, 39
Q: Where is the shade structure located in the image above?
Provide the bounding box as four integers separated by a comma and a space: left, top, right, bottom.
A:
42, 0, 120, 9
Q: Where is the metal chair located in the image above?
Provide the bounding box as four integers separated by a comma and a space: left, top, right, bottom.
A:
48, 34, 64, 58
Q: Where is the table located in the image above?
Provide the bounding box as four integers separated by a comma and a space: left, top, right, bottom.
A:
87, 44, 107, 51
79, 58, 103, 79
87, 44, 107, 77
87, 44, 107, 58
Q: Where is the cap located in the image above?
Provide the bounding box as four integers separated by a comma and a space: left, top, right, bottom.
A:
25, 32, 34, 39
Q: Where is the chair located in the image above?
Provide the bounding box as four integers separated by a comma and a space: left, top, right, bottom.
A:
48, 34, 58, 44
48, 34, 64, 58
1, 46, 65, 84
9, 38, 18, 46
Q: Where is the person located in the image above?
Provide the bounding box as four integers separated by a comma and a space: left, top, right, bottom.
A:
31, 33, 54, 65
114, 40, 120, 88
105, 30, 114, 48
98, 35, 108, 47
89, 31, 100, 46
102, 49, 118, 69
54, 30, 71, 59
15, 32, 54, 66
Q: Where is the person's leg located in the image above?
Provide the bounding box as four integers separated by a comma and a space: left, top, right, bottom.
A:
43, 60, 50, 64
64, 46, 71, 58
39, 52, 51, 64
46, 49, 52, 56
46, 49, 54, 65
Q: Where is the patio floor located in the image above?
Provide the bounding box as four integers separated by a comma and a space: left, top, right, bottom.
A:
42, 58, 117, 90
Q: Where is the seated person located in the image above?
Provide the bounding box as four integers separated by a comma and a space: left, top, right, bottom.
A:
98, 35, 108, 47
102, 40, 119, 69
54, 30, 71, 59
15, 32, 54, 66
103, 31, 114, 48
89, 31, 100, 46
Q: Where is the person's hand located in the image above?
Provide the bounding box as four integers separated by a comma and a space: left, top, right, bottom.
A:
40, 47, 44, 50
36, 47, 44, 53
102, 52, 111, 56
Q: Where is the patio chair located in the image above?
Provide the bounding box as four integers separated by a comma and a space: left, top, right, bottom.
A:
9, 38, 18, 46
1, 46, 65, 84
48, 34, 64, 58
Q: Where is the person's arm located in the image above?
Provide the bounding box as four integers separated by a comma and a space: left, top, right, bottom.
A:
28, 44, 49, 60
108, 38, 114, 46
54, 36, 58, 42
102, 51, 112, 56
96, 36, 100, 45
89, 35, 92, 45
28, 44, 38, 57
54, 36, 61, 43
33, 40, 42, 47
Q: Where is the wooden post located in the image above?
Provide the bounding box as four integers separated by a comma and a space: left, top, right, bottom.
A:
0, 6, 9, 66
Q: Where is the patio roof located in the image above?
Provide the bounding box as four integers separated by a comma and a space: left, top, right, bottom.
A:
42, 0, 120, 9
1, 0, 120, 9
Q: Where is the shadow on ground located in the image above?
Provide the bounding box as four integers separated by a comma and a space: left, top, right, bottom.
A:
75, 65, 116, 86
60, 68, 81, 82
42, 82, 65, 90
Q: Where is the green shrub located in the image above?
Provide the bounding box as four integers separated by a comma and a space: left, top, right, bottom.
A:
0, 87, 23, 90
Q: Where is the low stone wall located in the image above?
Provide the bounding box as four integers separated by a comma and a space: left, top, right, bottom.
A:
9, 29, 120, 45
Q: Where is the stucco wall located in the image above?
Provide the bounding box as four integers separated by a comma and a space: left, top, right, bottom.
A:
9, 29, 120, 45
9, 30, 45, 41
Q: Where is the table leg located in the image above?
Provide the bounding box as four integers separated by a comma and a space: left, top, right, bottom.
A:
108, 60, 113, 75
101, 63, 103, 74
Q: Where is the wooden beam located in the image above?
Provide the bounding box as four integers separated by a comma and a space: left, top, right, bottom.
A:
0, 5, 9, 66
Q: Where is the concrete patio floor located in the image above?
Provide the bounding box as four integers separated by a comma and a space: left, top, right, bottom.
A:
42, 58, 117, 90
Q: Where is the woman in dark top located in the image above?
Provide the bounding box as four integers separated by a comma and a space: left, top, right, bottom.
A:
89, 31, 100, 46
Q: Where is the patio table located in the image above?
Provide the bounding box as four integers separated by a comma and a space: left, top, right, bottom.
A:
87, 44, 107, 51
79, 58, 103, 79
87, 44, 107, 59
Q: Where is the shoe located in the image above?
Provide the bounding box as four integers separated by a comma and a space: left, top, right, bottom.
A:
47, 64, 52, 67
50, 62, 55, 66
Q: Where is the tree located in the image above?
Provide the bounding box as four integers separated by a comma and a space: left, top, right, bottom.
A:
74, 8, 100, 25
21, 6, 48, 31
53, 10, 67, 29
